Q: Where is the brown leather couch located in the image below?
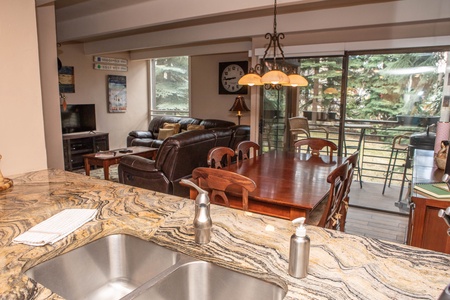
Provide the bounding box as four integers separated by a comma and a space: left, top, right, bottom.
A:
118, 126, 250, 196
127, 116, 237, 148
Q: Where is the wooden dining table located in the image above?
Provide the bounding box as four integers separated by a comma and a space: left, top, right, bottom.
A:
224, 150, 345, 220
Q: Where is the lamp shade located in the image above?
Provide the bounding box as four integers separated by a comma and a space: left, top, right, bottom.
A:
324, 87, 339, 94
284, 74, 308, 87
238, 73, 263, 86
229, 96, 250, 112
261, 69, 290, 85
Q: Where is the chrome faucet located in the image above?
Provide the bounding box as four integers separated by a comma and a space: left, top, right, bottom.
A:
181, 179, 212, 244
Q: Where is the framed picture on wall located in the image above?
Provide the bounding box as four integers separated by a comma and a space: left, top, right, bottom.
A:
107, 75, 127, 113
59, 66, 75, 93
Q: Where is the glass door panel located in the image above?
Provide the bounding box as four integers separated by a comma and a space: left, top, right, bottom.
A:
261, 88, 287, 152
346, 51, 446, 184
260, 56, 344, 153
294, 57, 344, 150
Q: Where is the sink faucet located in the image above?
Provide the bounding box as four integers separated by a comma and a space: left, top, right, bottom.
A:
181, 179, 212, 244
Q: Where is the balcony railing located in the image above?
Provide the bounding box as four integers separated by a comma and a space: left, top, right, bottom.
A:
261, 118, 436, 185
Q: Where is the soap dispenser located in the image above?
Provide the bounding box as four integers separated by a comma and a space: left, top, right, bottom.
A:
180, 179, 212, 244
288, 217, 310, 278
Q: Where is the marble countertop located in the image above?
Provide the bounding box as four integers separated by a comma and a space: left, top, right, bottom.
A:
1, 169, 450, 299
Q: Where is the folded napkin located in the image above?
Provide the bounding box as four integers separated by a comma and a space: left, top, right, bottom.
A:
13, 209, 97, 246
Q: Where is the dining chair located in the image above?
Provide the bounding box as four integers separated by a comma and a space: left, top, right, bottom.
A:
294, 138, 337, 161
191, 167, 256, 209
207, 146, 235, 169
288, 116, 329, 141
339, 151, 359, 232
317, 161, 349, 230
235, 141, 260, 163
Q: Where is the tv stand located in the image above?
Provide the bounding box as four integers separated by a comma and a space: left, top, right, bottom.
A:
63, 132, 109, 171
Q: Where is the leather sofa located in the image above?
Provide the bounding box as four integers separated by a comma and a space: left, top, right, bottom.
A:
118, 125, 250, 197
127, 116, 237, 148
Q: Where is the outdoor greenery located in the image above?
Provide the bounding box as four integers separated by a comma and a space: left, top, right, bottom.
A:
346, 52, 445, 120
152, 56, 189, 114
280, 52, 446, 120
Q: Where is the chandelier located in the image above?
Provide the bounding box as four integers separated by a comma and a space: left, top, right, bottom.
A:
238, 0, 308, 90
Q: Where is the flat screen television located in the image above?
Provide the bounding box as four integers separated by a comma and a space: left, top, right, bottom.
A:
61, 104, 96, 134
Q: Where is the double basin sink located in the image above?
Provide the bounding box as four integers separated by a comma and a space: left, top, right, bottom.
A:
26, 234, 286, 300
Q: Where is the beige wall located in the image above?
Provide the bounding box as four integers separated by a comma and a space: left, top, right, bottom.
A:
37, 2, 64, 170
0, 0, 47, 176
191, 53, 251, 125
58, 44, 149, 150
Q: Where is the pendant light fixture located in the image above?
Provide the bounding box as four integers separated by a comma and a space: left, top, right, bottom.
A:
238, 0, 307, 89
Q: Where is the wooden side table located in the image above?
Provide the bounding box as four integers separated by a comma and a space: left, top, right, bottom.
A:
83, 146, 157, 180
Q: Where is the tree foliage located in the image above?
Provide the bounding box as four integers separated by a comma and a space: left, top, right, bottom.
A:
285, 52, 445, 120
154, 56, 189, 111
346, 52, 444, 120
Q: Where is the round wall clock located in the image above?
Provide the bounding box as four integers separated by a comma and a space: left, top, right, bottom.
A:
219, 61, 248, 94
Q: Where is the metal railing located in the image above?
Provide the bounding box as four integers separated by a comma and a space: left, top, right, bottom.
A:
261, 118, 432, 185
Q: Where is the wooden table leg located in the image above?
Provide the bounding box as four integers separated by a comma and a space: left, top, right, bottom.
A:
84, 158, 91, 176
103, 162, 110, 181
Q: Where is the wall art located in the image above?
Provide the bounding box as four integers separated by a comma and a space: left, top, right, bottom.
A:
59, 66, 75, 93
107, 75, 127, 113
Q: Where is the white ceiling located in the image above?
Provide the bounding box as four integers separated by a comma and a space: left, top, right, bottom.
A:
38, 0, 450, 56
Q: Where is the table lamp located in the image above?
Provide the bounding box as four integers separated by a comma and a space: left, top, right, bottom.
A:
229, 96, 250, 125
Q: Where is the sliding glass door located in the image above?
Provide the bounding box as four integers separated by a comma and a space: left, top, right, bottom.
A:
260, 56, 344, 152
259, 48, 448, 185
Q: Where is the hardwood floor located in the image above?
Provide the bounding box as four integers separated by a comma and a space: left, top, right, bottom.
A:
345, 181, 409, 244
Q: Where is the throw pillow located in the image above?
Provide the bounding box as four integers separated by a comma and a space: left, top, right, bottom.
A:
157, 128, 175, 140
163, 122, 181, 134
187, 124, 205, 131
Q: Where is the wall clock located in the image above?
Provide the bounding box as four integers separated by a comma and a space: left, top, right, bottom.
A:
219, 61, 248, 94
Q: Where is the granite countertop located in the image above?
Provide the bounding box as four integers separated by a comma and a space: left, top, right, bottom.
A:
1, 169, 450, 299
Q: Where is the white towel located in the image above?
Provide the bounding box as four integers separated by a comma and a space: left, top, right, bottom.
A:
13, 209, 97, 246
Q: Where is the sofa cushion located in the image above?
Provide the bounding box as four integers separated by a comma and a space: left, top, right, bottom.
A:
157, 128, 175, 140
163, 122, 181, 134
200, 119, 235, 129
187, 124, 205, 131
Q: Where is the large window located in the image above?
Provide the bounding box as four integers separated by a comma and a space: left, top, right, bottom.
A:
259, 48, 448, 184
150, 56, 189, 117
346, 51, 446, 122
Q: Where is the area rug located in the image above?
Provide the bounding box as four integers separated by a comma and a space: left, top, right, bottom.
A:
74, 166, 119, 182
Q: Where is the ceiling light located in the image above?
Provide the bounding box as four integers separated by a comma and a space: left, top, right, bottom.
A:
238, 0, 307, 90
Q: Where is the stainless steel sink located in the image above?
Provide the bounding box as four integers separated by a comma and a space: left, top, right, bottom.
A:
25, 234, 180, 300
128, 260, 286, 300
26, 234, 286, 300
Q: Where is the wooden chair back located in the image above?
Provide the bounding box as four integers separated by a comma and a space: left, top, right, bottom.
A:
317, 161, 349, 230
207, 146, 235, 169
339, 151, 359, 232
236, 141, 260, 163
294, 138, 337, 160
192, 167, 256, 210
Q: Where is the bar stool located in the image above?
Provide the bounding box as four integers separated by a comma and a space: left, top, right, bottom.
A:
382, 134, 410, 195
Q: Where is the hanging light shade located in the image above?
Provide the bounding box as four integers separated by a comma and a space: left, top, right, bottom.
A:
237, 0, 308, 90
284, 74, 308, 87
261, 69, 289, 85
238, 73, 263, 86
324, 87, 339, 94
